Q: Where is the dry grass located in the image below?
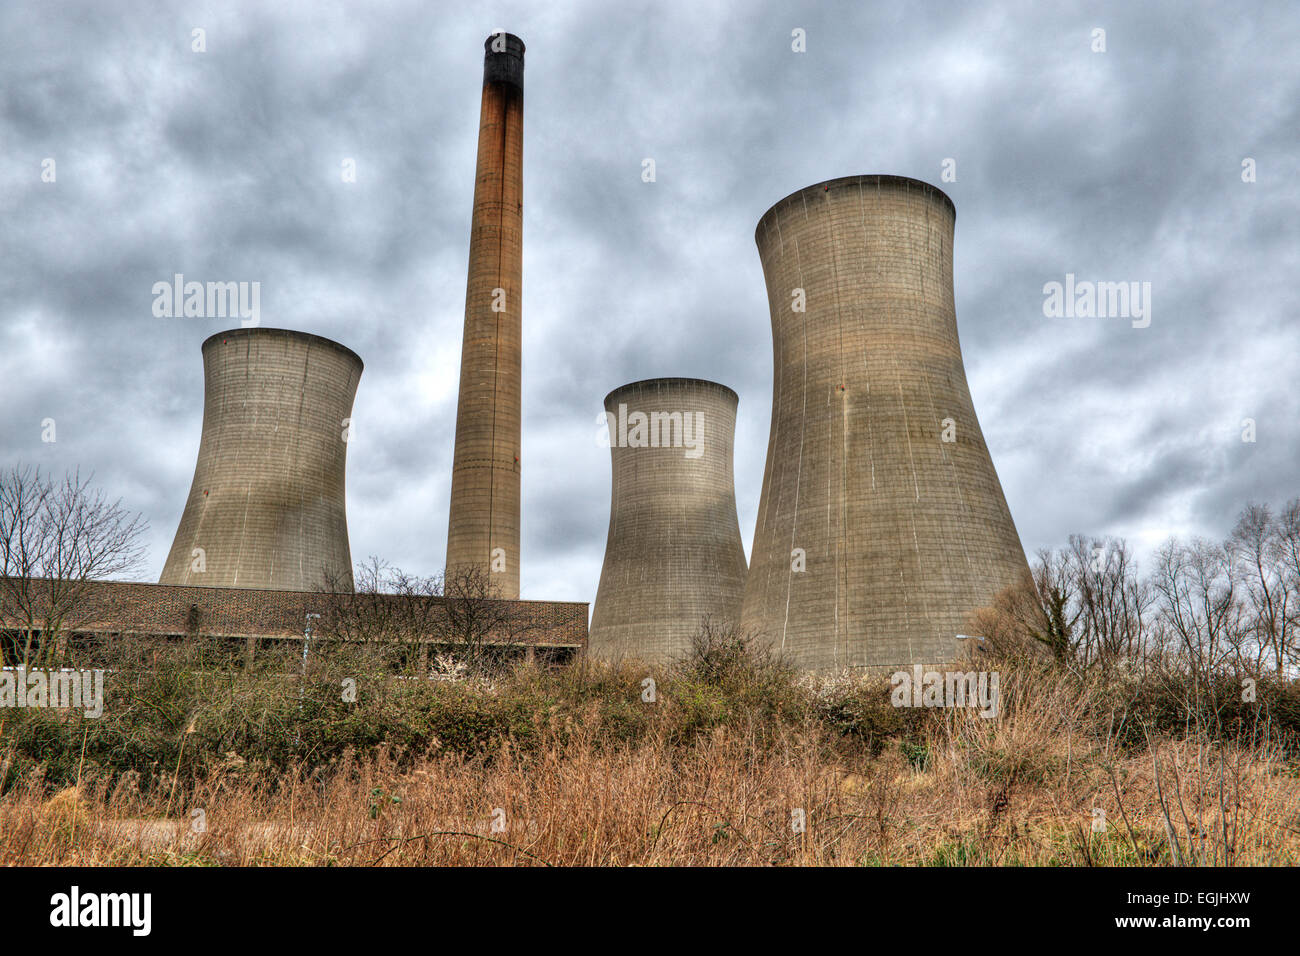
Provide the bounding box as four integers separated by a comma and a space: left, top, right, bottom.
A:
4, 662, 1299, 866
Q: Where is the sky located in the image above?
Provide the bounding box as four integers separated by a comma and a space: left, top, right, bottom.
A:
1, 0, 1297, 604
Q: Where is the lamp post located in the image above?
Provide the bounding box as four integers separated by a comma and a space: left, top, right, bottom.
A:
302, 613, 320, 675
296, 613, 321, 745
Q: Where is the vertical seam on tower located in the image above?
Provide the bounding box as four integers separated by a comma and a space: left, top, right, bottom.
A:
826, 187, 846, 665
233, 334, 253, 588
781, 233, 807, 654
765, 216, 784, 599
859, 181, 875, 494
291, 344, 310, 590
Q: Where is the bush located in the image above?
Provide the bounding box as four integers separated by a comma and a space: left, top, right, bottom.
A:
3, 628, 1298, 807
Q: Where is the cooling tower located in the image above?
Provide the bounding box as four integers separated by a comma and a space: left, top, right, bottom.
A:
588, 378, 748, 664
740, 175, 1030, 672
159, 327, 363, 592
445, 32, 524, 598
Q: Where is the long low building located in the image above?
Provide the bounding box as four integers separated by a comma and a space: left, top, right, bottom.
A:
0, 578, 587, 667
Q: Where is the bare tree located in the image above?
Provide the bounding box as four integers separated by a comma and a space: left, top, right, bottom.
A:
1031, 546, 1081, 665
1226, 503, 1294, 674
0, 465, 148, 667
316, 559, 536, 676
974, 499, 1296, 681
1150, 537, 1243, 682
1068, 536, 1153, 669
316, 556, 443, 675
1273, 498, 1300, 670
967, 568, 1058, 662
434, 564, 536, 672
972, 537, 1152, 671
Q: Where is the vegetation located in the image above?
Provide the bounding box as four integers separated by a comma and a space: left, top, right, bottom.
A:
2, 496, 1299, 865
0, 464, 148, 668
1, 626, 1297, 865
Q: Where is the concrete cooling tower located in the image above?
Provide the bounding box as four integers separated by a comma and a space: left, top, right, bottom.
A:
740, 175, 1030, 672
445, 33, 525, 598
159, 328, 363, 592
588, 378, 748, 664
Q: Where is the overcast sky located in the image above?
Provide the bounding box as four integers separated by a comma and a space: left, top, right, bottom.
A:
1, 0, 1297, 604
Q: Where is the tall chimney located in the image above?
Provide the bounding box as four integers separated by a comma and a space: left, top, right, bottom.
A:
445, 32, 524, 598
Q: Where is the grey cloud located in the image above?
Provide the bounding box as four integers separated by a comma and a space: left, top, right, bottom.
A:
1, 0, 1296, 604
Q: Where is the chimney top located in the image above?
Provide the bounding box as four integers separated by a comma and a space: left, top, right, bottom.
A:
483, 32, 525, 88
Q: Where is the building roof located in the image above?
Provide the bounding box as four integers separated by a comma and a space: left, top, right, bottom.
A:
0, 578, 588, 648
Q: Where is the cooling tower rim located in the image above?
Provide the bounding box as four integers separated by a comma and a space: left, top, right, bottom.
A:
756, 175, 956, 240
603, 377, 739, 408
201, 327, 364, 371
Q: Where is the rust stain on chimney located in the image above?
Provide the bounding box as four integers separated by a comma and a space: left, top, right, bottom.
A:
445, 33, 525, 599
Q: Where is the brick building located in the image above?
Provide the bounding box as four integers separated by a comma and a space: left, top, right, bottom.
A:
0, 578, 587, 667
